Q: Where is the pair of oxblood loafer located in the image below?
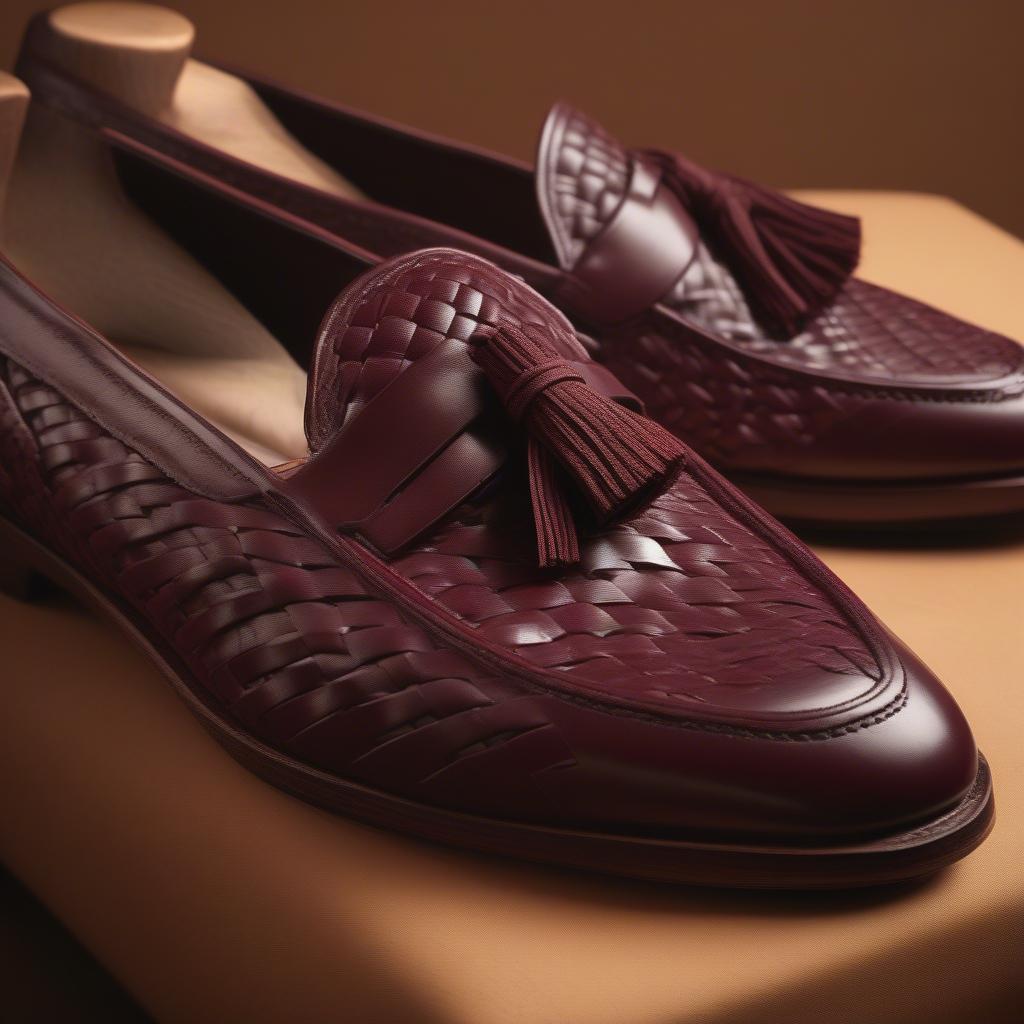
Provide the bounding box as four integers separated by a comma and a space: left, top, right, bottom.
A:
1, 32, 1016, 887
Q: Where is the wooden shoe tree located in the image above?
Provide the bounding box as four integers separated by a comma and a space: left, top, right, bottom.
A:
4, 3, 365, 467
0, 74, 29, 230
38, 3, 363, 200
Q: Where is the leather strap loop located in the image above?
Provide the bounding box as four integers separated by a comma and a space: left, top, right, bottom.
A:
285, 340, 642, 555
557, 156, 700, 326
286, 340, 501, 551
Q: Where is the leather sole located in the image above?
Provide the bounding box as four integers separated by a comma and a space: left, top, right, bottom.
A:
732, 468, 1024, 526
0, 513, 995, 890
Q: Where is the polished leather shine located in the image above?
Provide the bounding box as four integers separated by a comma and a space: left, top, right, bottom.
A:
15, 37, 1024, 524
0, 230, 984, 859
545, 151, 701, 324
0, 30, 996, 882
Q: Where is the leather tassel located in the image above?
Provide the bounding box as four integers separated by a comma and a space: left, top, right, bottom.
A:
472, 321, 684, 567
527, 439, 580, 567
647, 151, 861, 338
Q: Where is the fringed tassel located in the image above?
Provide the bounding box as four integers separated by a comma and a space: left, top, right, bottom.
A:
647, 151, 861, 337
527, 439, 579, 567
472, 321, 684, 567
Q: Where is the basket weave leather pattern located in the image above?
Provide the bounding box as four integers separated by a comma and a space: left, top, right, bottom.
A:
308, 250, 586, 453
0, 254, 884, 724
598, 307, 1024, 465
0, 331, 898, 828
308, 253, 880, 700
544, 107, 631, 267
0, 357, 587, 811
547, 107, 1022, 384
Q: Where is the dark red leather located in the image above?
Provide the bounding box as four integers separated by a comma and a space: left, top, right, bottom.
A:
0, 241, 981, 842
539, 102, 861, 337
533, 105, 1024, 483
541, 147, 701, 324
16, 38, 1024, 512
293, 336, 507, 552
290, 270, 642, 558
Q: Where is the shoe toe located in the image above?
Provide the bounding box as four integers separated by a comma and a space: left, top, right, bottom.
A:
534, 639, 977, 841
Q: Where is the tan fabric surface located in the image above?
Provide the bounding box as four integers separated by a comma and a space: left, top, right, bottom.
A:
0, 192, 1021, 1024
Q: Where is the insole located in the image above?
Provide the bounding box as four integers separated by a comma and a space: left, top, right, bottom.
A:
121, 346, 309, 467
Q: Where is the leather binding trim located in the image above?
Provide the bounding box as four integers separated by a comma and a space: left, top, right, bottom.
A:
0, 258, 260, 500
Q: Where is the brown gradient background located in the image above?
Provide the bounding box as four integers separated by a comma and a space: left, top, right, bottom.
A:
1, 0, 1023, 237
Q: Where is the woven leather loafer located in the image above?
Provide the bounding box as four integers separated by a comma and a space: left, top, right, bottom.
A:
0, 151, 993, 888
17, 36, 1024, 527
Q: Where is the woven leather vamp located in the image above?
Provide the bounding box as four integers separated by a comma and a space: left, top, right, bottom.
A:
392, 485, 881, 700
2, 240, 887, 705
0, 358, 577, 810
0, 345, 883, 711
308, 250, 586, 451
544, 106, 1022, 384
598, 306, 1024, 465
0, 346, 895, 818
304, 252, 882, 704
668, 274, 1021, 383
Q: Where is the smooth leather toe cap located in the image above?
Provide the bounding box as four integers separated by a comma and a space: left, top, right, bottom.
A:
534, 639, 978, 841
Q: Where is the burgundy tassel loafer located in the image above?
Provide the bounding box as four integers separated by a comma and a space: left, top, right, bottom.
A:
16, 35, 1024, 527
0, 189, 993, 886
